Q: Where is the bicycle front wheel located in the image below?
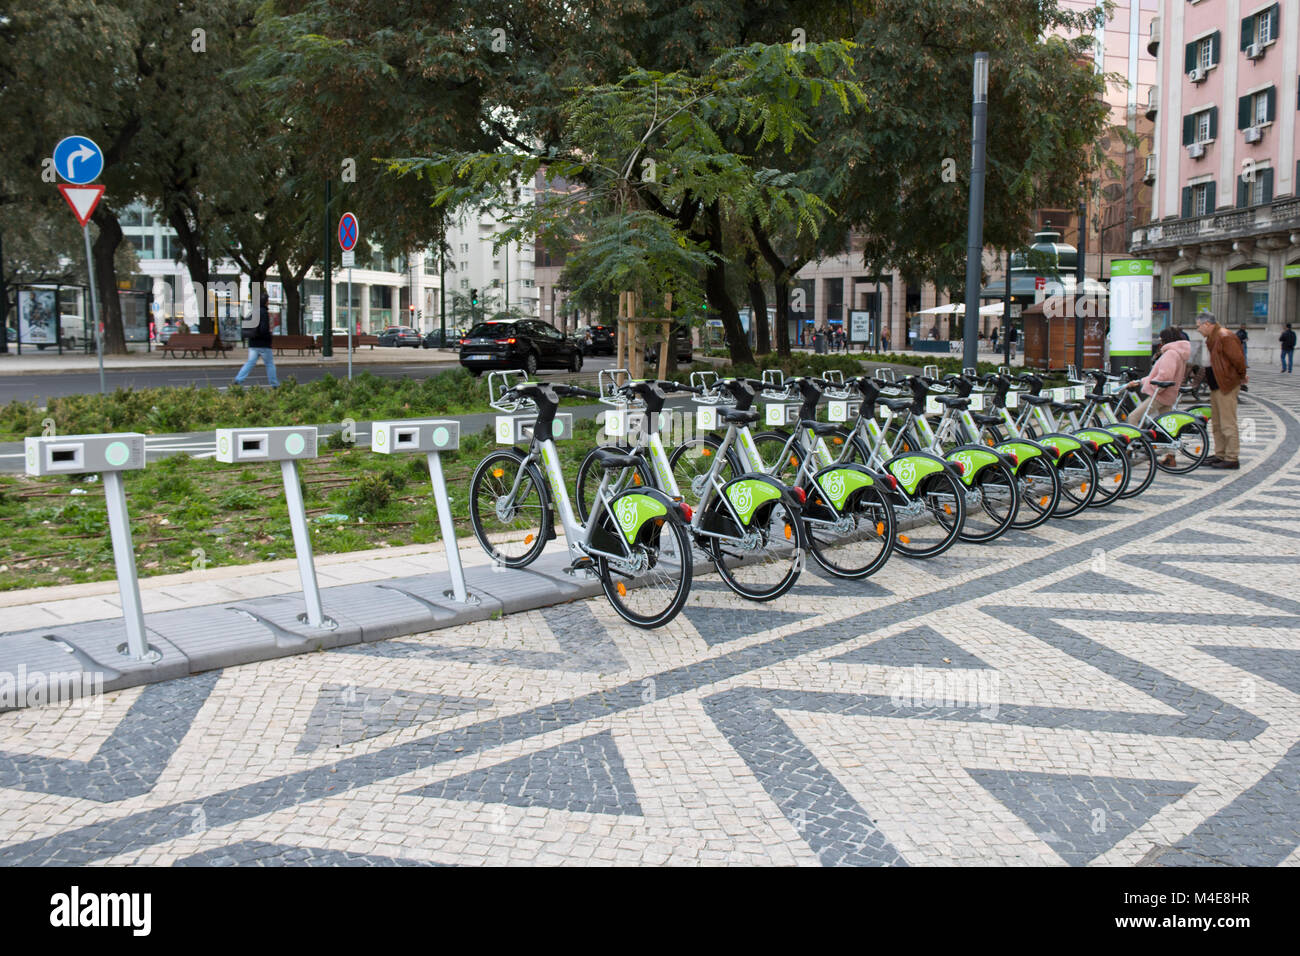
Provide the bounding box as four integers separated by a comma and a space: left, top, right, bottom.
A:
894, 470, 966, 558
596, 513, 692, 628
469, 450, 552, 567
574, 446, 653, 522
669, 435, 738, 504
1159, 420, 1209, 473
1010, 454, 1060, 530
1119, 435, 1157, 498
1052, 449, 1098, 517
1088, 442, 1131, 507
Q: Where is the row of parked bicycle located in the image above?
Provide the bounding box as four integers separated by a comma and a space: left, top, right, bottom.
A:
465, 364, 1215, 628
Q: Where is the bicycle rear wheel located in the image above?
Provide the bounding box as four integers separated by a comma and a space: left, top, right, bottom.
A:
1088, 442, 1131, 507
806, 482, 895, 579
597, 513, 692, 628
709, 497, 806, 601
1010, 455, 1060, 530
1119, 435, 1157, 498
1052, 450, 1098, 517
894, 471, 966, 558
958, 461, 1019, 542
1158, 420, 1209, 473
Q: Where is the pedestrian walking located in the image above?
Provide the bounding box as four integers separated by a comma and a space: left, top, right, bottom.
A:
991, 327, 999, 352
233, 289, 280, 388
1280, 323, 1296, 373
1127, 328, 1191, 469
1236, 325, 1249, 365
1196, 311, 1246, 469
881, 329, 890, 353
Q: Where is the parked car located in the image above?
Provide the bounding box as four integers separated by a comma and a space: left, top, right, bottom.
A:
576, 323, 615, 355
378, 325, 423, 348
459, 318, 584, 376
422, 328, 463, 349
642, 323, 693, 365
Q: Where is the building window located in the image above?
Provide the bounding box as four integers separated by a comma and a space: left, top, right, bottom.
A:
1197, 111, 1212, 141
460, 279, 468, 290
460, 261, 468, 272
1243, 4, 1279, 48
492, 260, 500, 270
127, 235, 155, 259
1193, 183, 1212, 216
1255, 94, 1269, 125
1185, 31, 1220, 74
1199, 38, 1213, 70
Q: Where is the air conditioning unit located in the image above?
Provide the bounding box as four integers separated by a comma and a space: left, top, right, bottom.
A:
1246, 42, 1262, 59
1189, 66, 1206, 83
1187, 142, 1206, 159
1145, 85, 1159, 119
1244, 126, 1262, 143
1143, 155, 1157, 183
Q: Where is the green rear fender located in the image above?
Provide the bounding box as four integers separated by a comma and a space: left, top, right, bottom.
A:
885, 452, 950, 495
1038, 432, 1085, 463
945, 444, 1005, 487
608, 488, 677, 544
1158, 411, 1201, 436
1074, 428, 1117, 447
994, 439, 1045, 475
722, 473, 790, 527
812, 464, 876, 510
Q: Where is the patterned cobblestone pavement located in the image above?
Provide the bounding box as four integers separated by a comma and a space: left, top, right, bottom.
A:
1, 373, 1298, 866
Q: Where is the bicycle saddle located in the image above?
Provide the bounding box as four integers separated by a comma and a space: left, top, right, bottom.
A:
800, 420, 842, 437
592, 447, 642, 470
972, 412, 1002, 426
720, 407, 760, 424
881, 398, 914, 413
938, 396, 969, 409
1020, 394, 1053, 406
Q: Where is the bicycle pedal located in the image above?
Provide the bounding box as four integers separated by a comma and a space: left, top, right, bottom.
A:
565, 556, 596, 575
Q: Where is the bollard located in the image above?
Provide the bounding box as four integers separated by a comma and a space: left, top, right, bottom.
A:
25, 433, 154, 661
215, 426, 333, 628
371, 418, 477, 605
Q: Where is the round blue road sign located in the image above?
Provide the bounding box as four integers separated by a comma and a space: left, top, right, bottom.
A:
53, 136, 104, 185
338, 212, 358, 252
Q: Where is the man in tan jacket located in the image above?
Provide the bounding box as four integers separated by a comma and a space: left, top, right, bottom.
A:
1195, 311, 1247, 469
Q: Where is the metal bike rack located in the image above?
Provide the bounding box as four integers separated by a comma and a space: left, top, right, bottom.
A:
371, 418, 477, 606
25, 433, 157, 662
216, 426, 335, 630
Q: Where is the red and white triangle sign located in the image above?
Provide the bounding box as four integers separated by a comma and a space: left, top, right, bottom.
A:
58, 184, 105, 226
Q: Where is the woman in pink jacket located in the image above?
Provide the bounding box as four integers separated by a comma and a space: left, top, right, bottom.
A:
1127, 326, 1191, 430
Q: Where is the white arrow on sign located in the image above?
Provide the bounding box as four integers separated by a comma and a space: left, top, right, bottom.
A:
58, 184, 105, 226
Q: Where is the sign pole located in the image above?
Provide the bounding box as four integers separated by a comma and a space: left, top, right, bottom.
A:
962, 53, 990, 373
347, 266, 353, 381
82, 224, 105, 394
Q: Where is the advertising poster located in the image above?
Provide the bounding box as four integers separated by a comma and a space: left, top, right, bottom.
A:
1108, 259, 1153, 371
849, 310, 872, 344
18, 289, 58, 345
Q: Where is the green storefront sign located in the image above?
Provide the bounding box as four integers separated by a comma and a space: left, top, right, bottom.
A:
1284, 264, 1300, 279
1172, 272, 1211, 287
1225, 267, 1267, 283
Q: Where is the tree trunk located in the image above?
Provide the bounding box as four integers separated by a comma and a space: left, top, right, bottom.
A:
701, 202, 754, 366
167, 206, 212, 334
277, 258, 302, 335
744, 247, 770, 355
773, 274, 792, 357
90, 205, 126, 355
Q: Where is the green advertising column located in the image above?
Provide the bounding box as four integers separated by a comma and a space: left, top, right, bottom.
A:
1109, 259, 1153, 375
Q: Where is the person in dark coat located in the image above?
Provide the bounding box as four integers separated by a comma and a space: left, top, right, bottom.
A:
233, 288, 279, 387
1280, 323, 1296, 373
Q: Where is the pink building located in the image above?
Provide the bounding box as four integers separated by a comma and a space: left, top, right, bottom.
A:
1131, 0, 1299, 360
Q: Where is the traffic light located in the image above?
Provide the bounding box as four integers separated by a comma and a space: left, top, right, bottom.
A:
470, 288, 478, 306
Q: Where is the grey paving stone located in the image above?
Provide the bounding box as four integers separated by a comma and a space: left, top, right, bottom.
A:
1034, 571, 1157, 595
680, 606, 818, 647
1197, 646, 1300, 697
0, 671, 220, 803
296, 684, 490, 752
407, 730, 642, 816
965, 767, 1196, 866
174, 840, 436, 866
1158, 528, 1239, 546
831, 625, 991, 669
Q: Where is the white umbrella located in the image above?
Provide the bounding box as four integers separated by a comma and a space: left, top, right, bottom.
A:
917, 303, 963, 314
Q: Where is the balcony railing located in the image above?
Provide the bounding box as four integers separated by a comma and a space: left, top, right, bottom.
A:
1130, 197, 1300, 251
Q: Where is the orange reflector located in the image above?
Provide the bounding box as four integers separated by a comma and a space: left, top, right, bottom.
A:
944, 504, 953, 515
1113, 475, 1121, 483
633, 473, 642, 485
784, 524, 793, 540
832, 437, 843, 445
525, 534, 534, 544
898, 535, 910, 544
1039, 496, 1050, 507
789, 456, 799, 467
492, 468, 504, 478
702, 448, 712, 456
1081, 483, 1089, 493
616, 582, 626, 597
875, 522, 885, 535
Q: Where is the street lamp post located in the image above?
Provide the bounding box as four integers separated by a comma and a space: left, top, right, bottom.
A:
962, 52, 990, 371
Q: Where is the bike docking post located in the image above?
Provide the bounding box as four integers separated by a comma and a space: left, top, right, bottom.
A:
25, 433, 157, 662
371, 419, 478, 605
215, 426, 334, 629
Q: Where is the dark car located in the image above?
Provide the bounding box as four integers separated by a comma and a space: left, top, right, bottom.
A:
422, 328, 461, 349
459, 318, 584, 376
378, 325, 423, 347
643, 323, 693, 365
577, 323, 615, 355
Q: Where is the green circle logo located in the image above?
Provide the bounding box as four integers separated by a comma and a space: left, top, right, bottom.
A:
218, 435, 229, 455
433, 426, 449, 447
555, 420, 565, 437
285, 432, 305, 456
376, 428, 386, 446
105, 441, 130, 467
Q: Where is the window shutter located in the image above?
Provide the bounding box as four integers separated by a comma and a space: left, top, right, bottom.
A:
1210, 31, 1221, 65
1182, 186, 1193, 218
1206, 180, 1217, 212
1185, 41, 1196, 73
1183, 114, 1195, 145
1263, 168, 1274, 203
1238, 175, 1250, 208
1269, 4, 1280, 37
1209, 107, 1219, 140
1266, 87, 1277, 122
1241, 15, 1255, 50
1239, 95, 1252, 130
